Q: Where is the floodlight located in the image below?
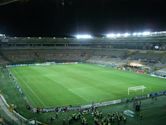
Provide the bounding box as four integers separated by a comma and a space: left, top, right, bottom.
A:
106, 33, 116, 38
152, 32, 158, 35
142, 31, 151, 36
132, 32, 142, 36
0, 34, 5, 37
116, 33, 121, 37
154, 45, 159, 49
75, 34, 93, 39
132, 33, 137, 36
123, 33, 131, 37
137, 32, 142, 36
159, 31, 166, 34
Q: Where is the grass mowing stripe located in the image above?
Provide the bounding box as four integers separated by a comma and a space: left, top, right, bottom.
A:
11, 69, 46, 107
10, 64, 166, 107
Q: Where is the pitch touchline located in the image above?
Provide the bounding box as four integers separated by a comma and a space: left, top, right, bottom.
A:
13, 70, 46, 107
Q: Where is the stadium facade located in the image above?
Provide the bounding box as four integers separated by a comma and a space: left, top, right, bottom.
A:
0, 31, 166, 65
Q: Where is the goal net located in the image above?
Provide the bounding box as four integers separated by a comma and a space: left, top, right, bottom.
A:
128, 85, 146, 95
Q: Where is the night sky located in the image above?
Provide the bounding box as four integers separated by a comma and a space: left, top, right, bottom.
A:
0, 0, 166, 37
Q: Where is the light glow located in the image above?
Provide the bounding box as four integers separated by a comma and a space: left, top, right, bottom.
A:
106, 33, 131, 38
132, 33, 137, 36
132, 31, 151, 36
136, 32, 142, 36
0, 34, 5, 37
106, 33, 116, 38
142, 31, 151, 36
116, 33, 121, 37
75, 34, 93, 39
123, 33, 131, 37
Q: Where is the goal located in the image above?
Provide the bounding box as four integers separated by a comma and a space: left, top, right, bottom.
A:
128, 85, 146, 95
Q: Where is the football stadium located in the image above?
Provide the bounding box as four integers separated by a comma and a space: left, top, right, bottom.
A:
0, 31, 166, 125
0, 0, 166, 125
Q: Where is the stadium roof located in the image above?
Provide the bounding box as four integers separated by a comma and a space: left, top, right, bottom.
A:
0, 0, 21, 6
1, 31, 166, 39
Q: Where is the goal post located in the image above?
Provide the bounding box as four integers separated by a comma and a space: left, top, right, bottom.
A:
128, 85, 146, 95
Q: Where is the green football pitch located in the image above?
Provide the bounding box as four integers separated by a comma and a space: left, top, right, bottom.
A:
10, 63, 166, 107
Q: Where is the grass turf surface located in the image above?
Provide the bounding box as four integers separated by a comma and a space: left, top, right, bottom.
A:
10, 63, 166, 107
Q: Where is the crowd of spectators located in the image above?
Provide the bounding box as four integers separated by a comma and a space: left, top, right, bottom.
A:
48, 107, 127, 125
1, 49, 89, 64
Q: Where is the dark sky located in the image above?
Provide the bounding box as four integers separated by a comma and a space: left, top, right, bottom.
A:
0, 0, 166, 37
